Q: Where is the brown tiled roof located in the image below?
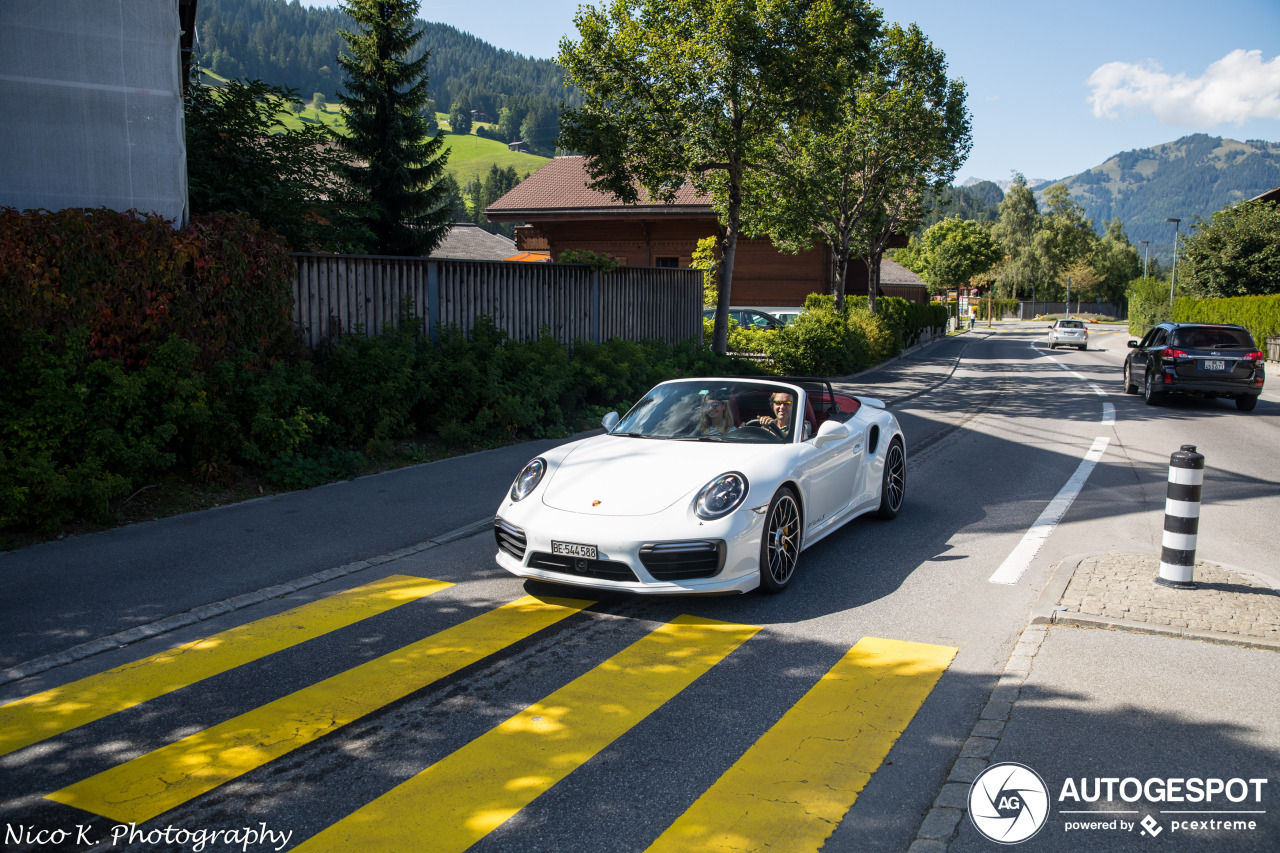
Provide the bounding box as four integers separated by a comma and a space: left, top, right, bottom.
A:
486, 155, 710, 216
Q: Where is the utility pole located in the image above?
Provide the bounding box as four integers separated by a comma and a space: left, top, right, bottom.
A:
1165, 218, 1181, 305
1139, 240, 1150, 278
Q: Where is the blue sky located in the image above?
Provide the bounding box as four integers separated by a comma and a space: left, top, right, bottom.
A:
300, 0, 1280, 185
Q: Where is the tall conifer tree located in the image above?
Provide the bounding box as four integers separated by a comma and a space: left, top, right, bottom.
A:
337, 0, 451, 255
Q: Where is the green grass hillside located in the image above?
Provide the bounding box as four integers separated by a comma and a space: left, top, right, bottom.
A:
439, 132, 550, 186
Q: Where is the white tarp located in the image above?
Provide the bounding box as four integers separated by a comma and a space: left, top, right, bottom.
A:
0, 0, 187, 222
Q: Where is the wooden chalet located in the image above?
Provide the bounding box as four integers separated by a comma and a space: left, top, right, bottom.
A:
485, 156, 925, 306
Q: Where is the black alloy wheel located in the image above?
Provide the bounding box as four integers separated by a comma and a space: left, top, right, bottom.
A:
759, 487, 801, 593
1123, 362, 1138, 394
1143, 369, 1162, 406
876, 438, 906, 520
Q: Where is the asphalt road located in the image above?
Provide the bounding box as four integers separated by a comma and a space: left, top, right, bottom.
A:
1, 322, 1276, 853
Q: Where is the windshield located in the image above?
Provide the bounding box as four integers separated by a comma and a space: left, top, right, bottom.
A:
1058, 320, 1084, 329
612, 381, 802, 444
1170, 327, 1255, 349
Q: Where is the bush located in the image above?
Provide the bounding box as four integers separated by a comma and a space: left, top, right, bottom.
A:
1126, 276, 1175, 336
764, 304, 863, 376
1173, 294, 1280, 349
0, 207, 300, 372
847, 308, 896, 365
556, 248, 619, 274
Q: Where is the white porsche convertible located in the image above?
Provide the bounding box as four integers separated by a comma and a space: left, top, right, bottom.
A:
494, 377, 905, 595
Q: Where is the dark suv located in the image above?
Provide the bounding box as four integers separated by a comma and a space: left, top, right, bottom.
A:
1124, 322, 1265, 411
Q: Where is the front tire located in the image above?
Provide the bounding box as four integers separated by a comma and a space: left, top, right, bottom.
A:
759, 487, 801, 593
876, 438, 906, 519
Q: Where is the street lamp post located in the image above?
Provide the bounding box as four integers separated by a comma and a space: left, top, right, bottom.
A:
1139, 240, 1150, 279
1165, 218, 1181, 305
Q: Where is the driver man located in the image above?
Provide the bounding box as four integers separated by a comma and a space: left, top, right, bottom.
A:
758, 392, 793, 438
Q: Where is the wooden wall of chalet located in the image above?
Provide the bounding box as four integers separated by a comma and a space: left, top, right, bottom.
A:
292, 254, 703, 349
508, 219, 932, 306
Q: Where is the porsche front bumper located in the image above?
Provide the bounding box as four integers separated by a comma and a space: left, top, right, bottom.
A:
493, 501, 768, 595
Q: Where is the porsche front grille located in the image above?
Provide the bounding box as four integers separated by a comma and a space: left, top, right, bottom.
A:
494, 518, 527, 560
639, 540, 724, 580
526, 552, 639, 582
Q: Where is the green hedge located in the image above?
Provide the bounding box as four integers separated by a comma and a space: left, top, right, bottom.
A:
1172, 294, 1280, 349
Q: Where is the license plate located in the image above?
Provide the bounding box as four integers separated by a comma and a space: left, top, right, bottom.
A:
552, 540, 598, 560
1202, 359, 1227, 372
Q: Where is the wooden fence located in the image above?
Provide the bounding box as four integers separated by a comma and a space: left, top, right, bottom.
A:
291, 254, 703, 349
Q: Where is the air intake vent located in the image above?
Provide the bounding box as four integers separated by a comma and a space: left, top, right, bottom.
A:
494, 518, 527, 560
639, 540, 724, 580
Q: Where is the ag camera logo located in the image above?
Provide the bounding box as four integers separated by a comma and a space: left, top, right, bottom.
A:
969, 762, 1050, 844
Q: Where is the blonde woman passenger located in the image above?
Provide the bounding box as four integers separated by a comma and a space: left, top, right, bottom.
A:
696, 396, 736, 436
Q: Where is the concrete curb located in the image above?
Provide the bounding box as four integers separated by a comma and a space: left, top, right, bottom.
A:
908, 621, 1052, 852
0, 516, 496, 687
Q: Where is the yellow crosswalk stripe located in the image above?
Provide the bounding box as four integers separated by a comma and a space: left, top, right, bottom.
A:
294, 615, 760, 853
47, 595, 592, 823
647, 636, 957, 853
0, 575, 451, 757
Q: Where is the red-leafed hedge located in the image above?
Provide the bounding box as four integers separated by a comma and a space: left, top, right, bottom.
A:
0, 207, 299, 371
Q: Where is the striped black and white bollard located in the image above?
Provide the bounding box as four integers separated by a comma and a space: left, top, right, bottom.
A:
1155, 444, 1204, 589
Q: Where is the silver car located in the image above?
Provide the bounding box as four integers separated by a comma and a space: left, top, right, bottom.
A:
1046, 319, 1088, 350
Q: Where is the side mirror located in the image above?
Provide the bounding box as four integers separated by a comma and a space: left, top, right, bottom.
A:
1127, 340, 1138, 348
813, 420, 849, 448
601, 411, 619, 431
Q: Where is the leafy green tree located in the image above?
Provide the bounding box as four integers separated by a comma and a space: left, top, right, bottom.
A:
185, 78, 369, 251
1090, 218, 1141, 305
913, 217, 1001, 297
1036, 183, 1097, 298
497, 107, 520, 142
448, 101, 472, 135
519, 106, 557, 154
1179, 200, 1280, 297
311, 91, 326, 110
746, 23, 970, 313
991, 173, 1042, 300
337, 0, 452, 256
558, 0, 882, 355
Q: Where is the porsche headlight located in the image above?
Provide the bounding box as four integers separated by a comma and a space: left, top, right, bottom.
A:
695, 472, 748, 520
510, 458, 547, 502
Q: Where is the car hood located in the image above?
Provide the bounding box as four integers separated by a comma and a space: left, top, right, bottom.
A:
541, 435, 772, 516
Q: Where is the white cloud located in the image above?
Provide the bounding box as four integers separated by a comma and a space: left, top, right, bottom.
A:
1087, 49, 1280, 126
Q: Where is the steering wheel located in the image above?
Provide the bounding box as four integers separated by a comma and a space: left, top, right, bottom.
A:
729, 422, 784, 442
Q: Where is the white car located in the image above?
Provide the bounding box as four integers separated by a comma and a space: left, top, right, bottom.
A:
494, 377, 906, 595
1046, 318, 1088, 350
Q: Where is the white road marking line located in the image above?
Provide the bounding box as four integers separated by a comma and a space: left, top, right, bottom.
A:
989, 437, 1111, 585
1102, 402, 1115, 424
1089, 383, 1107, 396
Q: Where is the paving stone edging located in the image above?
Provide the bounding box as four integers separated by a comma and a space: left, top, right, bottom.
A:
0, 516, 496, 687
